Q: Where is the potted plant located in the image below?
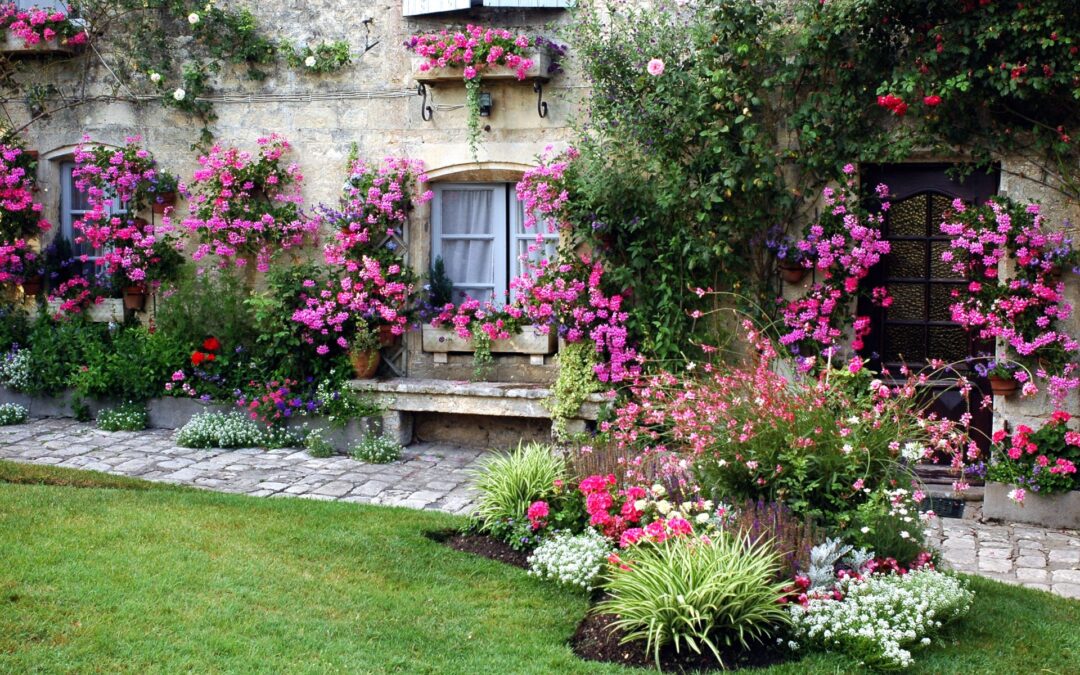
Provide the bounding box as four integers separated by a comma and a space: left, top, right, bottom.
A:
348, 324, 381, 379
151, 171, 179, 214
983, 411, 1080, 529
974, 358, 1020, 397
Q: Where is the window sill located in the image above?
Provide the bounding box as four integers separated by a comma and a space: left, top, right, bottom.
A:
414, 51, 551, 85
1, 33, 79, 58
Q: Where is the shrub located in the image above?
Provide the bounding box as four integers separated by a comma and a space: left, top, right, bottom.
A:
789, 569, 973, 669
96, 402, 148, 431
350, 433, 401, 464
527, 528, 612, 591
471, 441, 566, 532
0, 402, 28, 425
304, 427, 335, 458
70, 326, 189, 402
154, 265, 259, 351
176, 411, 266, 449
846, 487, 931, 566
598, 533, 791, 667
25, 317, 108, 395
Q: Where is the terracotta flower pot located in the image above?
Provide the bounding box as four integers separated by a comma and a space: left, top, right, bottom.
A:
122, 285, 147, 311
377, 325, 398, 347
777, 262, 808, 284
152, 191, 177, 214
988, 375, 1018, 397
349, 349, 380, 379
21, 274, 43, 297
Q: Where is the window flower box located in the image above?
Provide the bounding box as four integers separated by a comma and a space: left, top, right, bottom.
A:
413, 50, 551, 85
1, 32, 78, 57
421, 323, 556, 355
46, 298, 125, 323
983, 481, 1080, 530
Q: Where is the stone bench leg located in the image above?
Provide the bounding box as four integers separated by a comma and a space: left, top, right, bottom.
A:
382, 409, 414, 446
553, 418, 589, 439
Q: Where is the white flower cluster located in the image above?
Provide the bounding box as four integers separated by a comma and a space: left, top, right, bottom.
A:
349, 433, 401, 464
528, 529, 613, 591
0, 348, 32, 391
789, 569, 973, 669
97, 404, 147, 432
0, 402, 28, 426
176, 411, 267, 449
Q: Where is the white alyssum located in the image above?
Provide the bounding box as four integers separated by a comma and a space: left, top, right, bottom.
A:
0, 347, 32, 391
527, 529, 612, 591
0, 402, 28, 426
176, 411, 266, 449
789, 569, 973, 669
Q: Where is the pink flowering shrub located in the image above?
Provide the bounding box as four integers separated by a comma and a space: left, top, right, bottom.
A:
292, 157, 431, 355
778, 167, 892, 371
0, 2, 87, 48
47, 275, 101, 317
940, 197, 1078, 397
987, 410, 1079, 499
71, 136, 182, 287
0, 144, 49, 287
183, 135, 315, 272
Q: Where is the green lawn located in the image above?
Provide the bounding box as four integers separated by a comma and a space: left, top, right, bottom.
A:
1, 460, 1078, 674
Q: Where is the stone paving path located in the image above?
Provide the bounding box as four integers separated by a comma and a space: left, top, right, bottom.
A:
926, 517, 1080, 599
2, 419, 1078, 599
0, 418, 484, 515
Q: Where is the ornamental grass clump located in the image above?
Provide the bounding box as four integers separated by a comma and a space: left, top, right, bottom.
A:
598, 533, 791, 668
789, 569, 973, 670
527, 528, 612, 591
471, 441, 566, 532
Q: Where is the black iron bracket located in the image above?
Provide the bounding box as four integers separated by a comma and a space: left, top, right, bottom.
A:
417, 82, 433, 121
533, 81, 548, 119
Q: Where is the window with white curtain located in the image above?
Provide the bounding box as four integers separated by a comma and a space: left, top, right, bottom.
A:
60, 161, 124, 278
431, 182, 558, 304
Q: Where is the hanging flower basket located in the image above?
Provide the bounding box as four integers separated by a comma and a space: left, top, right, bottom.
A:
151, 191, 177, 214
777, 261, 808, 284
349, 349, 380, 379
122, 285, 147, 311
987, 375, 1018, 397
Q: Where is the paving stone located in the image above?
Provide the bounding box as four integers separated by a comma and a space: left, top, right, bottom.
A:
1015, 555, 1047, 568
311, 481, 355, 497
1015, 567, 1048, 583
1052, 583, 1080, 599
1050, 569, 1080, 585
977, 557, 1013, 574
1047, 549, 1080, 566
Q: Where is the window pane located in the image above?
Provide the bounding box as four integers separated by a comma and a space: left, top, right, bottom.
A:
929, 326, 969, 364
453, 286, 497, 303
930, 241, 963, 279
516, 237, 558, 269
885, 240, 926, 279
442, 240, 494, 285
929, 284, 962, 321
889, 194, 927, 237
441, 189, 494, 235
887, 283, 926, 321
884, 324, 925, 363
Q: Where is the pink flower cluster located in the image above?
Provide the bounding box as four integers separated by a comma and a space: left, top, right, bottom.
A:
406, 24, 534, 81
183, 135, 314, 272
0, 144, 49, 240
47, 275, 102, 318
0, 3, 87, 48
0, 239, 36, 284
579, 473, 645, 539
779, 171, 892, 371
71, 136, 179, 285
515, 146, 579, 232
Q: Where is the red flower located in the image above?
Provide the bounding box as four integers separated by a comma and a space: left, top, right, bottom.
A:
191, 351, 205, 366
923, 95, 942, 107
205, 353, 216, 362
202, 336, 221, 352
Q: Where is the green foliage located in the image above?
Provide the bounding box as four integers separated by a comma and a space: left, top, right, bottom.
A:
304, 428, 335, 458
23, 317, 108, 396
155, 265, 259, 350
349, 433, 402, 464
0, 304, 29, 352
470, 442, 566, 532
315, 377, 381, 427
845, 488, 928, 566
425, 256, 454, 309
597, 533, 791, 668
548, 341, 602, 440
0, 402, 28, 426
69, 326, 189, 402
96, 402, 148, 432
282, 40, 352, 73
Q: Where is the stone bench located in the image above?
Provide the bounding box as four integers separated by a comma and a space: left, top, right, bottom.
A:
351, 378, 606, 445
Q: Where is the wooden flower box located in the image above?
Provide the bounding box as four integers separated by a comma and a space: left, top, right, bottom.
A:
421, 323, 557, 355
413, 51, 551, 85
45, 298, 125, 323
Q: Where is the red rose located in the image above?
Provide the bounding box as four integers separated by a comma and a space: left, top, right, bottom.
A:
191, 351, 205, 366
205, 353, 216, 362
923, 95, 942, 107
202, 336, 221, 352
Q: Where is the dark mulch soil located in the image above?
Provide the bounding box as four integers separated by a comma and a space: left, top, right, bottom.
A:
428, 530, 530, 569
571, 610, 793, 673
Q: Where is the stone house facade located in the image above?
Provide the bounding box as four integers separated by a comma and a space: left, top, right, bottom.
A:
8, 0, 1079, 443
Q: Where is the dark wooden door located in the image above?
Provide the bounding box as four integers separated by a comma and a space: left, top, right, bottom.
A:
858, 164, 999, 452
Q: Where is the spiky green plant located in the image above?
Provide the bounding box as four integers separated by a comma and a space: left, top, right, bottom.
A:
470, 442, 566, 531
597, 533, 791, 668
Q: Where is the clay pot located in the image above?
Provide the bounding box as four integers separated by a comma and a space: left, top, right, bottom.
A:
21, 274, 43, 297
988, 375, 1018, 397
777, 262, 808, 284
151, 191, 177, 214
377, 325, 398, 347
349, 349, 380, 379
122, 285, 147, 311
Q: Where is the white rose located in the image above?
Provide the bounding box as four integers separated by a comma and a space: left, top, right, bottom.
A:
188, 13, 200, 24
304, 55, 317, 68
149, 72, 161, 83
173, 88, 186, 101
